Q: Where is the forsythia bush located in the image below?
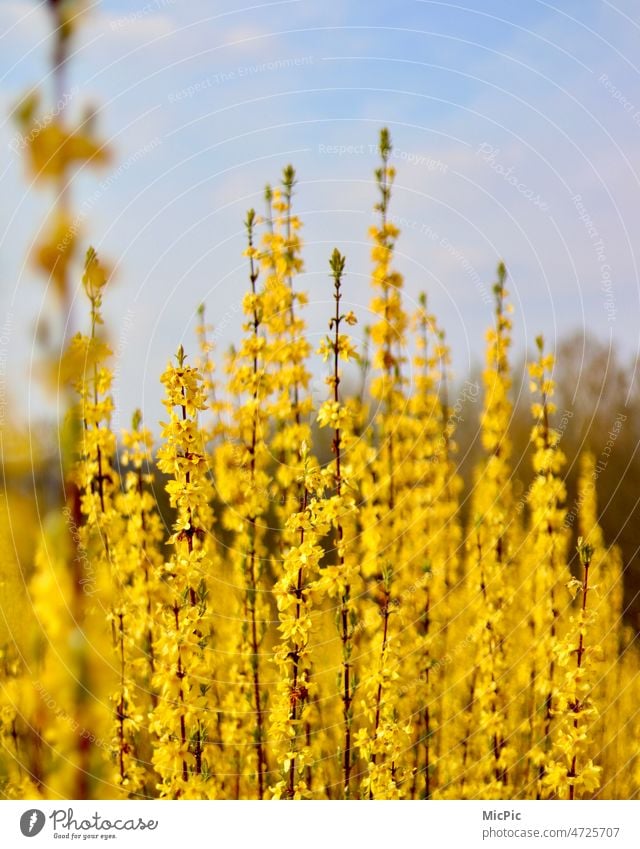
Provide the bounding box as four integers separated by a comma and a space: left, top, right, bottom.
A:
1, 128, 638, 802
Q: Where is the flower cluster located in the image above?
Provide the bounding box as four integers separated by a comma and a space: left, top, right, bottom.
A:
525, 338, 572, 796
3, 125, 634, 803
456, 268, 516, 798
543, 539, 601, 798
270, 448, 329, 799
151, 346, 215, 798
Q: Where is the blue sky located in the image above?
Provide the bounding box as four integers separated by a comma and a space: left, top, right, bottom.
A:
1, 0, 639, 426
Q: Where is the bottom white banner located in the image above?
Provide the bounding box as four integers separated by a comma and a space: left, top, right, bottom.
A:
0, 800, 637, 848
